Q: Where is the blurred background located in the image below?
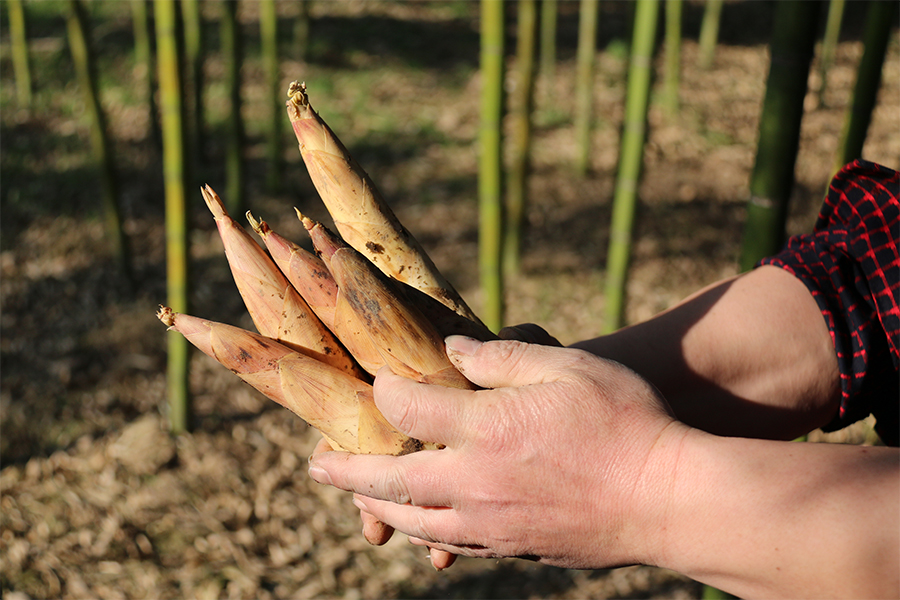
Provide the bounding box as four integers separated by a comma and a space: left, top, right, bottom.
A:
1, 1, 898, 598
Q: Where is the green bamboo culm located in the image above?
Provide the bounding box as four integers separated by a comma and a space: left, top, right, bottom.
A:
221, 0, 246, 214
739, 0, 820, 272
573, 0, 600, 177
155, 0, 192, 434
181, 0, 204, 167
539, 0, 557, 107
65, 0, 133, 289
833, 0, 896, 174
816, 0, 845, 107
479, 0, 505, 332
603, 0, 658, 334
131, 0, 162, 151
504, 0, 538, 279
662, 0, 682, 119
8, 0, 32, 109
260, 0, 282, 193
697, 0, 722, 70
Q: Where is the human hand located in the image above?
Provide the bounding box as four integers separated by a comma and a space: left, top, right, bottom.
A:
310, 435, 458, 569
316, 322, 560, 570
308, 335, 689, 569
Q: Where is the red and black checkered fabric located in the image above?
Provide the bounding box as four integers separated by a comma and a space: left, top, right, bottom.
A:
760, 159, 899, 446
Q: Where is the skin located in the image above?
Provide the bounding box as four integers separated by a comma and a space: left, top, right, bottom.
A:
308, 266, 899, 598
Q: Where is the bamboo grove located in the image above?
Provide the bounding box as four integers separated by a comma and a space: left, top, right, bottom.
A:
7, 1, 892, 431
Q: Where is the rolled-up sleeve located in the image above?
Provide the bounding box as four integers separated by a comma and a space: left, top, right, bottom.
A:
759, 160, 899, 446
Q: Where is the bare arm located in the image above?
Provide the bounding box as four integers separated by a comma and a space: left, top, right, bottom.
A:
657, 429, 899, 599
571, 266, 842, 439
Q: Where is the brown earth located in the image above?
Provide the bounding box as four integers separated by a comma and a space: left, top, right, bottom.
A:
2, 2, 898, 599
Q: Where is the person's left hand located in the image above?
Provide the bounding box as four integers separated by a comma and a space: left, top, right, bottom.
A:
308, 335, 688, 569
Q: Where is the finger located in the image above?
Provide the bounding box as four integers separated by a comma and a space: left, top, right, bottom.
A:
311, 447, 454, 506
357, 502, 394, 546
310, 436, 333, 459
444, 336, 580, 389
406, 538, 458, 570
498, 323, 563, 347
352, 494, 480, 551
429, 547, 457, 570
373, 367, 474, 447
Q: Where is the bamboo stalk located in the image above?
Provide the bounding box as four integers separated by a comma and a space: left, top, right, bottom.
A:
181, 0, 204, 166
663, 0, 682, 119
739, 0, 820, 271
8, 0, 32, 109
65, 0, 133, 288
130, 0, 162, 151
260, 0, 282, 193
833, 0, 895, 173
539, 0, 557, 106
603, 0, 658, 333
697, 0, 722, 70
155, 0, 191, 433
221, 0, 245, 214
816, 0, 845, 106
479, 0, 505, 332
504, 0, 538, 278
573, 0, 599, 177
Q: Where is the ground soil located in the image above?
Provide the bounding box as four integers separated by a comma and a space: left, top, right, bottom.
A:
1, 2, 898, 599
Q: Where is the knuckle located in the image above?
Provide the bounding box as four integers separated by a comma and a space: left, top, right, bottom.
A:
389, 393, 419, 436
413, 510, 439, 542
380, 465, 412, 505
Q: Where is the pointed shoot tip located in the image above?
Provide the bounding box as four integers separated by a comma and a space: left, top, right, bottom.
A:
156, 305, 176, 327
246, 211, 265, 235
295, 208, 315, 231
201, 185, 227, 219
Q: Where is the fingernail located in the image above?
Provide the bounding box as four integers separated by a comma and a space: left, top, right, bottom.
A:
352, 496, 368, 512
308, 465, 333, 486
445, 335, 482, 356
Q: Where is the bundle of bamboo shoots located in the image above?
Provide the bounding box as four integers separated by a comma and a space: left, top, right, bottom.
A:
158, 82, 495, 455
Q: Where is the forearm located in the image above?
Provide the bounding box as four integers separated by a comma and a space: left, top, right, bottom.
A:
651, 430, 900, 599
572, 267, 841, 439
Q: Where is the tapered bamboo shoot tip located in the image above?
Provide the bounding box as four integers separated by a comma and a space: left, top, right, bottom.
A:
295, 208, 315, 231
286, 81, 311, 121
247, 211, 268, 236
157, 305, 175, 327
287, 80, 308, 104
201, 184, 227, 219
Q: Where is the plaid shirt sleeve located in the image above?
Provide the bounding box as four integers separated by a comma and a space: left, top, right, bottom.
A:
759, 159, 900, 446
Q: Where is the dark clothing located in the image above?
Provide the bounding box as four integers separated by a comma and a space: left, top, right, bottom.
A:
760, 160, 899, 446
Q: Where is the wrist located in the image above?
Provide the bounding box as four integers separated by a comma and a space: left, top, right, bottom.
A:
612, 419, 696, 570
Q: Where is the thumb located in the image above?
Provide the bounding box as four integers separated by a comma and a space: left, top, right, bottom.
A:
444, 335, 576, 389
373, 367, 472, 447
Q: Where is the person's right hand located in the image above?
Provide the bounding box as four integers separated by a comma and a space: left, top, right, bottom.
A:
309, 336, 688, 570
341, 323, 563, 570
